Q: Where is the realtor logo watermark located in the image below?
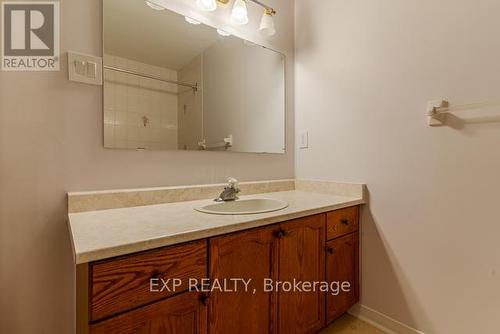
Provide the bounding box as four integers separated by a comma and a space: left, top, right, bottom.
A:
1, 1, 59, 71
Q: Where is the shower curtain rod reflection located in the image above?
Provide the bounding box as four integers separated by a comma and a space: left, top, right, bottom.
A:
103, 65, 198, 92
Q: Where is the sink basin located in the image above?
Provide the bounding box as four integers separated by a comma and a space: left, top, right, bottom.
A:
195, 198, 288, 215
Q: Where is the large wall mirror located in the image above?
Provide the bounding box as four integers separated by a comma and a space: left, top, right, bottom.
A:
103, 0, 286, 153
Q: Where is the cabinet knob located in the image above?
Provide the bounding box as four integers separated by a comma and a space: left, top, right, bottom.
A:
340, 219, 350, 225
274, 229, 287, 238
150, 270, 162, 279
326, 246, 335, 254
200, 294, 209, 306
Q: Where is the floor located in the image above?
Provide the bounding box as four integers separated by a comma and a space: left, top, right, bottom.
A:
321, 314, 387, 334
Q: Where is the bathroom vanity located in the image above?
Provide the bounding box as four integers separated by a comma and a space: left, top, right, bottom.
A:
69, 180, 365, 334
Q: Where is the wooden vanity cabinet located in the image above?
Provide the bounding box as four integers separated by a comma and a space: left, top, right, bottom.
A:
90, 291, 207, 334
78, 205, 361, 334
277, 215, 326, 334
325, 206, 360, 324
208, 214, 326, 334
325, 233, 359, 323
89, 240, 207, 322
326, 206, 359, 240
208, 225, 279, 334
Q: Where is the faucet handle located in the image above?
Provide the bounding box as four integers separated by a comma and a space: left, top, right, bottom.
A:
227, 177, 239, 190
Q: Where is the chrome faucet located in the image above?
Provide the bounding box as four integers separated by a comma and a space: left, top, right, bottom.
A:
215, 177, 240, 202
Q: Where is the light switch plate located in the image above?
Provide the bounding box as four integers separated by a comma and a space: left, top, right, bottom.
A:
299, 131, 309, 149
68, 51, 102, 85
87, 61, 97, 78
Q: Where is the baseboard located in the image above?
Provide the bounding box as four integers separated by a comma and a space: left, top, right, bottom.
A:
348, 304, 426, 334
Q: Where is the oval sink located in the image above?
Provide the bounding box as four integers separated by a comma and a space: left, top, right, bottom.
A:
195, 198, 288, 215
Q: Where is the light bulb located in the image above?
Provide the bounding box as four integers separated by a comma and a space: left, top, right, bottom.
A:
145, 0, 164, 10
217, 29, 231, 36
185, 16, 201, 25
259, 9, 276, 36
231, 0, 248, 25
197, 0, 217, 11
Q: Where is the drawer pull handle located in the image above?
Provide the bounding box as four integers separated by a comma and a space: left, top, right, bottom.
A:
150, 270, 162, 279
326, 246, 335, 254
340, 219, 350, 225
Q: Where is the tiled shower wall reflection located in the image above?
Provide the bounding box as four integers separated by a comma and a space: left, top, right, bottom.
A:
103, 55, 178, 150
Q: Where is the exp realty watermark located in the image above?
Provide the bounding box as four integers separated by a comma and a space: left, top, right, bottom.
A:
1, 1, 60, 71
151, 278, 352, 296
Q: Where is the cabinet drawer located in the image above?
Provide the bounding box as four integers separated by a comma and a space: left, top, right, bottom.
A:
326, 206, 359, 240
90, 291, 207, 334
90, 240, 207, 322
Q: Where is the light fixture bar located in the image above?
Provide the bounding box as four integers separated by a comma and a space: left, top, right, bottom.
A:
247, 0, 276, 14
218, 0, 276, 15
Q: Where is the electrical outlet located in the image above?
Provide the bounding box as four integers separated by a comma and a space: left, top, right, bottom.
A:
299, 131, 309, 149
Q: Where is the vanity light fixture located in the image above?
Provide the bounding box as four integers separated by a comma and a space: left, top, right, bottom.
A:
189, 0, 277, 35
217, 29, 231, 36
197, 0, 217, 11
145, 0, 165, 10
185, 16, 201, 25
259, 8, 276, 36
231, 0, 249, 25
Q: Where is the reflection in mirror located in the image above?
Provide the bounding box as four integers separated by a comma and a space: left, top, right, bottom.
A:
103, 0, 285, 153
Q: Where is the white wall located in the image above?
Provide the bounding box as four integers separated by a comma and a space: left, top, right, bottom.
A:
295, 1, 500, 333
0, 0, 294, 333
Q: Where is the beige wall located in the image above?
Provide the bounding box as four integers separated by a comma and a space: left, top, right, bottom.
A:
0, 0, 294, 333
295, 1, 500, 333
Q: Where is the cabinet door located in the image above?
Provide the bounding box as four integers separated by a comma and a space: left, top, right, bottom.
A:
90, 292, 207, 334
326, 232, 359, 323
277, 214, 326, 334
209, 225, 279, 334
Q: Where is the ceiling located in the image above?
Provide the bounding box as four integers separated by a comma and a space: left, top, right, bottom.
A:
103, 0, 220, 70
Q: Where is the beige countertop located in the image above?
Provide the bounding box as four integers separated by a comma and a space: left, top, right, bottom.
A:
68, 189, 365, 264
